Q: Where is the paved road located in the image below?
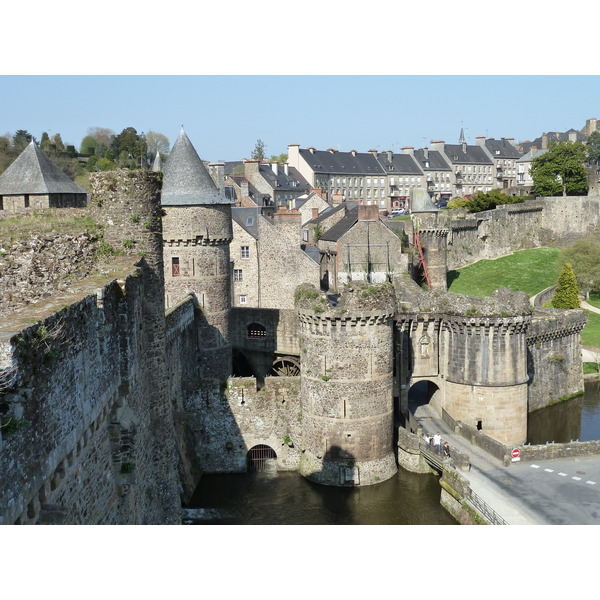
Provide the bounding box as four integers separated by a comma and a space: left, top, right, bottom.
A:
414, 403, 600, 524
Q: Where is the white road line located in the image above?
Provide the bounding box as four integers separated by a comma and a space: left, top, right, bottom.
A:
572, 476, 582, 481
544, 468, 554, 473
531, 464, 540, 469
558, 472, 567, 476
586, 481, 596, 485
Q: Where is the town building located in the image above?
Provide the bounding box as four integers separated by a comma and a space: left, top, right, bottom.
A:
476, 136, 522, 191
0, 140, 86, 212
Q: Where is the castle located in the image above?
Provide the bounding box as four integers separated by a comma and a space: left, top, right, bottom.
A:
0, 130, 591, 524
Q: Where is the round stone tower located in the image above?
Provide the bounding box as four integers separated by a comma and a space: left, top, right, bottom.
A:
296, 282, 397, 486
161, 128, 233, 381
440, 289, 532, 445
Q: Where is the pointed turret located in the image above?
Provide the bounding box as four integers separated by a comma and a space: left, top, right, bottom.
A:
152, 151, 163, 172
161, 128, 230, 206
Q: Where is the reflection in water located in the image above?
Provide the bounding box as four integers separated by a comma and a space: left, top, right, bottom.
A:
528, 379, 600, 444
185, 468, 457, 525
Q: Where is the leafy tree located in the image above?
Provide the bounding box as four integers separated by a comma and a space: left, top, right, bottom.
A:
450, 189, 524, 213
587, 131, 600, 165
13, 129, 34, 151
269, 153, 288, 164
251, 139, 266, 161
145, 131, 170, 160
531, 140, 588, 197
112, 127, 147, 168
446, 197, 471, 209
80, 135, 97, 155
551, 262, 581, 308
560, 238, 600, 299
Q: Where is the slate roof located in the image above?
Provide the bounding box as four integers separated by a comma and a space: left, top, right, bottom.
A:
484, 139, 522, 159
376, 152, 424, 175
442, 144, 493, 165
258, 164, 310, 193
410, 188, 438, 213
308, 201, 358, 225
319, 205, 359, 242
161, 128, 231, 206
412, 149, 451, 172
0, 141, 86, 195
520, 129, 587, 154
299, 149, 385, 175
516, 148, 548, 162
232, 207, 261, 238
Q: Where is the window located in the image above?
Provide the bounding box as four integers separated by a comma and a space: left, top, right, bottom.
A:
241, 246, 250, 259
246, 217, 254, 227
234, 269, 243, 282
172, 257, 180, 277
239, 295, 247, 304
247, 323, 266, 338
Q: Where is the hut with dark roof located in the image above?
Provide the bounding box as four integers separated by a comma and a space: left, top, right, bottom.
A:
0, 141, 86, 212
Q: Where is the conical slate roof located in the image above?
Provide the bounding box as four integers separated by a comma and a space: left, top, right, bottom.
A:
161, 128, 230, 206
0, 141, 85, 195
410, 188, 438, 213
152, 151, 163, 172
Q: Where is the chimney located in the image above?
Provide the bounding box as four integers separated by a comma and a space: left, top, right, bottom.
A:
402, 146, 415, 156
423, 147, 429, 160
387, 150, 393, 162
476, 136, 486, 147
283, 163, 289, 176
542, 134, 548, 149
271, 162, 278, 175
368, 149, 378, 157
430, 140, 445, 152
327, 148, 335, 153
569, 131, 577, 142
358, 204, 379, 222
308, 147, 316, 154
351, 149, 357, 157
312, 208, 319, 219
287, 144, 300, 168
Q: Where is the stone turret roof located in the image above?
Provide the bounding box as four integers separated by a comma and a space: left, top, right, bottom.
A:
0, 141, 86, 195
152, 151, 163, 172
410, 188, 438, 213
161, 128, 231, 206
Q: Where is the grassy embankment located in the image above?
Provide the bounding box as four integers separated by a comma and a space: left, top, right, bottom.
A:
446, 248, 600, 372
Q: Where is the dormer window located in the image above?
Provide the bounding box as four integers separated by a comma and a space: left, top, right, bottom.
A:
246, 217, 254, 227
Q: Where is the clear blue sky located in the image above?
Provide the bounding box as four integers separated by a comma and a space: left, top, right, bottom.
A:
3, 2, 599, 165
2, 75, 600, 162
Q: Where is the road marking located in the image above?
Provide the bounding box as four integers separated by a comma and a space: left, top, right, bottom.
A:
572, 476, 582, 481
531, 464, 540, 469
586, 481, 596, 485
558, 472, 568, 477
544, 468, 554, 473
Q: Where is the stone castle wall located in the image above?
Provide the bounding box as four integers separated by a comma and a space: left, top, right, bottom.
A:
0, 268, 180, 524
443, 196, 600, 271
526, 308, 587, 412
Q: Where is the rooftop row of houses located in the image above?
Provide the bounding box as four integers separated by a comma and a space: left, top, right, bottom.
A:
222, 117, 600, 213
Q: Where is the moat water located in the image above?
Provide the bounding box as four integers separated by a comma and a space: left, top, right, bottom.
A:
185, 467, 457, 525
528, 378, 600, 444
184, 380, 600, 526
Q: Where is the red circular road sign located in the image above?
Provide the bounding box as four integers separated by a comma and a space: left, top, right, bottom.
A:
512, 448, 520, 458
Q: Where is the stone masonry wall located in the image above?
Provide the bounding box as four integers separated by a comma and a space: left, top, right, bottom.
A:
526, 308, 587, 412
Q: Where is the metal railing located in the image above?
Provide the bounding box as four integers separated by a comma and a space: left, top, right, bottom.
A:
467, 489, 508, 525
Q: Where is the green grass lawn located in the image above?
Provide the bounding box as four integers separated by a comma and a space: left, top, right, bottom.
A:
447, 247, 561, 298
447, 247, 600, 349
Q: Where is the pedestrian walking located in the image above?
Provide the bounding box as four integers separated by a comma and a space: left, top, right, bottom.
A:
423, 432, 430, 449
433, 432, 441, 453
443, 441, 450, 459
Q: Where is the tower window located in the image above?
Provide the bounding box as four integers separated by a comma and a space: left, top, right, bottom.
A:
239, 295, 247, 304
241, 246, 250, 259
234, 269, 243, 282
172, 257, 180, 277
